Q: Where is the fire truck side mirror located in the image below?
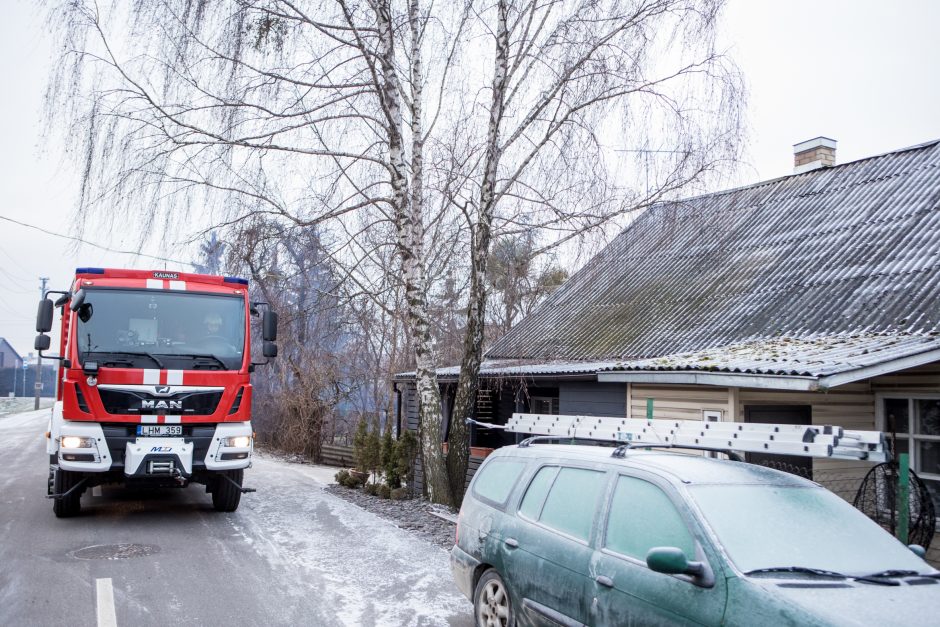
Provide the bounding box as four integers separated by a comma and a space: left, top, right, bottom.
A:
34, 334, 51, 351
262, 310, 278, 342
37, 299, 54, 333
262, 341, 278, 359
69, 288, 86, 312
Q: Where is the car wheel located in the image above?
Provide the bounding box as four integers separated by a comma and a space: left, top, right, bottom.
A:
473, 569, 515, 627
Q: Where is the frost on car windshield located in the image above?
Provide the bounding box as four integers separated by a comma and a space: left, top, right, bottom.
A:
689, 484, 929, 576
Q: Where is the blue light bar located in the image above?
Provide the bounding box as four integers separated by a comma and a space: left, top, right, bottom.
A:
223, 276, 249, 285
75, 267, 106, 274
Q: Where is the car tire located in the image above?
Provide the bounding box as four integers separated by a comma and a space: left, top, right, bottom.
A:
473, 569, 515, 627
211, 469, 243, 512
52, 468, 82, 518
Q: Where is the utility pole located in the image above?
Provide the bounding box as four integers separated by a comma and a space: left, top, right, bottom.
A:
35, 277, 49, 410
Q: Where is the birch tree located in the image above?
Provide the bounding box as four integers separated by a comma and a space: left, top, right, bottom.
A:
445, 0, 744, 499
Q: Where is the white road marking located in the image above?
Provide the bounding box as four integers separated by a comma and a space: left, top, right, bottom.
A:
92, 486, 102, 497
96, 578, 117, 627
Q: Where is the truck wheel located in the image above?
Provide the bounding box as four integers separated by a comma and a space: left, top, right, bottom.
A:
52, 468, 82, 518
212, 469, 243, 512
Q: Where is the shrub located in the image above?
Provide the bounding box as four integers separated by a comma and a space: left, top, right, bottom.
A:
352, 420, 370, 474
381, 427, 401, 489
334, 469, 350, 485
363, 482, 381, 497
376, 484, 391, 499
390, 487, 408, 501
365, 427, 382, 482
395, 428, 419, 491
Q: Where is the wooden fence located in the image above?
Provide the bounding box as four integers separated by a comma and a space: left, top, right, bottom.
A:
320, 444, 354, 468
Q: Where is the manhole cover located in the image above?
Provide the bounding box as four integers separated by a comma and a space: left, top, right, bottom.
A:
70, 544, 160, 560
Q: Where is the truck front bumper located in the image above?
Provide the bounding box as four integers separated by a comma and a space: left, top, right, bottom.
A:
56, 421, 253, 476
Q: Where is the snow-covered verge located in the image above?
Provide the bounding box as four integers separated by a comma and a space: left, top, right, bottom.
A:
235, 456, 473, 626
325, 484, 458, 551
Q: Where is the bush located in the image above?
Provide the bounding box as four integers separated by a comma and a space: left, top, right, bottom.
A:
390, 487, 408, 501
381, 427, 401, 489
363, 482, 381, 497
395, 428, 419, 490
334, 469, 350, 485
376, 484, 391, 499
352, 420, 370, 474
353, 419, 382, 482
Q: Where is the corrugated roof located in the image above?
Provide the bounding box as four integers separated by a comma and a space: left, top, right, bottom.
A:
488, 139, 940, 361
394, 360, 617, 380
608, 331, 940, 378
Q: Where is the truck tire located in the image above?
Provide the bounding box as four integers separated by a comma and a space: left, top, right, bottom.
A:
212, 469, 243, 512
52, 468, 82, 518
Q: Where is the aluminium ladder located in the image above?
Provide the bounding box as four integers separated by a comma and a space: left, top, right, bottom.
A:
499, 413, 889, 463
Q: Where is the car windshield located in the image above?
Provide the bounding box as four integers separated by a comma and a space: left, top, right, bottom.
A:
689, 484, 931, 576
76, 289, 246, 370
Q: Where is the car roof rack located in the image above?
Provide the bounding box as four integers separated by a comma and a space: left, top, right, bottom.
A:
497, 413, 889, 463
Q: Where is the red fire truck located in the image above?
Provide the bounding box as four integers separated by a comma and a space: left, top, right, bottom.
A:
35, 268, 278, 517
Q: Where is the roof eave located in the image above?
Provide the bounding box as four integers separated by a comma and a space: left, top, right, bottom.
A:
596, 370, 820, 391
815, 346, 940, 390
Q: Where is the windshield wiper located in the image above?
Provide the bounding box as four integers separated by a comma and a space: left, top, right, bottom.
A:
155, 353, 227, 369
86, 351, 165, 369
860, 569, 938, 579
745, 566, 899, 586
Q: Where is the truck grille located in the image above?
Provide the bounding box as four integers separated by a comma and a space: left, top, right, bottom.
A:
102, 424, 215, 469
98, 389, 223, 416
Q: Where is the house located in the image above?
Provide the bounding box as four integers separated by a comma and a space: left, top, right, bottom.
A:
396, 137, 940, 562
0, 337, 24, 397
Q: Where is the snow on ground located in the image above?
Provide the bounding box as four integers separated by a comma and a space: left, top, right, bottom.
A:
232, 456, 472, 627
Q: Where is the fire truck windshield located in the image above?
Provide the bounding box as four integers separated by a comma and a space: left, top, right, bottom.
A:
75, 289, 246, 370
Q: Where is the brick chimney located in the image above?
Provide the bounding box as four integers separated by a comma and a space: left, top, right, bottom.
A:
793, 137, 837, 174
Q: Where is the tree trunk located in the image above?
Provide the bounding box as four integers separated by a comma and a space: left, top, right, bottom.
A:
377, 0, 452, 506
447, 0, 509, 503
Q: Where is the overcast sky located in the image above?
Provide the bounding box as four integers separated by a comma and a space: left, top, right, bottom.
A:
1, 0, 939, 357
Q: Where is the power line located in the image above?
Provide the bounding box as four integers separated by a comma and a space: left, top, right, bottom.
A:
0, 215, 196, 267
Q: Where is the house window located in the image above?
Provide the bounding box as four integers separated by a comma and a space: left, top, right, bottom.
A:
880, 396, 940, 515
530, 396, 559, 415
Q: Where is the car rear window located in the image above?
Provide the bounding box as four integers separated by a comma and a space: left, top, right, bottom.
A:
605, 475, 695, 561
532, 467, 606, 542
472, 458, 527, 506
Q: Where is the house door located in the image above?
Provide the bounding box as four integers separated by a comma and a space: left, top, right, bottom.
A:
744, 405, 813, 479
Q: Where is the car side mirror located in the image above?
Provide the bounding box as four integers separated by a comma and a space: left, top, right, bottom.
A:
36, 298, 54, 332
262, 310, 278, 341
646, 546, 708, 580
909, 544, 927, 558
35, 334, 51, 351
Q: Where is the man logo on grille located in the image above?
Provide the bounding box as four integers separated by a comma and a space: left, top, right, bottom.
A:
155, 386, 171, 395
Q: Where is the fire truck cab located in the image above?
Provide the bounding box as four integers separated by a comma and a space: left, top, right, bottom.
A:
35, 268, 277, 517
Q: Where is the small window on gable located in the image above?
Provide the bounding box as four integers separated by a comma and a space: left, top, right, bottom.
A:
472, 458, 527, 507
605, 475, 695, 561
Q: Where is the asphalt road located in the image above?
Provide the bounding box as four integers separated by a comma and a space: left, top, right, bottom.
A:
0, 409, 473, 627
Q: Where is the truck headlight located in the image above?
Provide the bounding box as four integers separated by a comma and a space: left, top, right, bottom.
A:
62, 436, 95, 449
223, 436, 251, 448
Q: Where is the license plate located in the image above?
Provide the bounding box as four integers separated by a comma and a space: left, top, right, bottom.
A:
137, 425, 182, 436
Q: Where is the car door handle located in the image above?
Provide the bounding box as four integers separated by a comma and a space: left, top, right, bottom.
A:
504, 537, 519, 548
595, 575, 614, 588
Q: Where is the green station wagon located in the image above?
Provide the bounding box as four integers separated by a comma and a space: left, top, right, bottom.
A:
451, 443, 940, 626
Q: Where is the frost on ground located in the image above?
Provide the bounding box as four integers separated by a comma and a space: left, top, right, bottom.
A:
232, 456, 472, 627
325, 484, 458, 551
